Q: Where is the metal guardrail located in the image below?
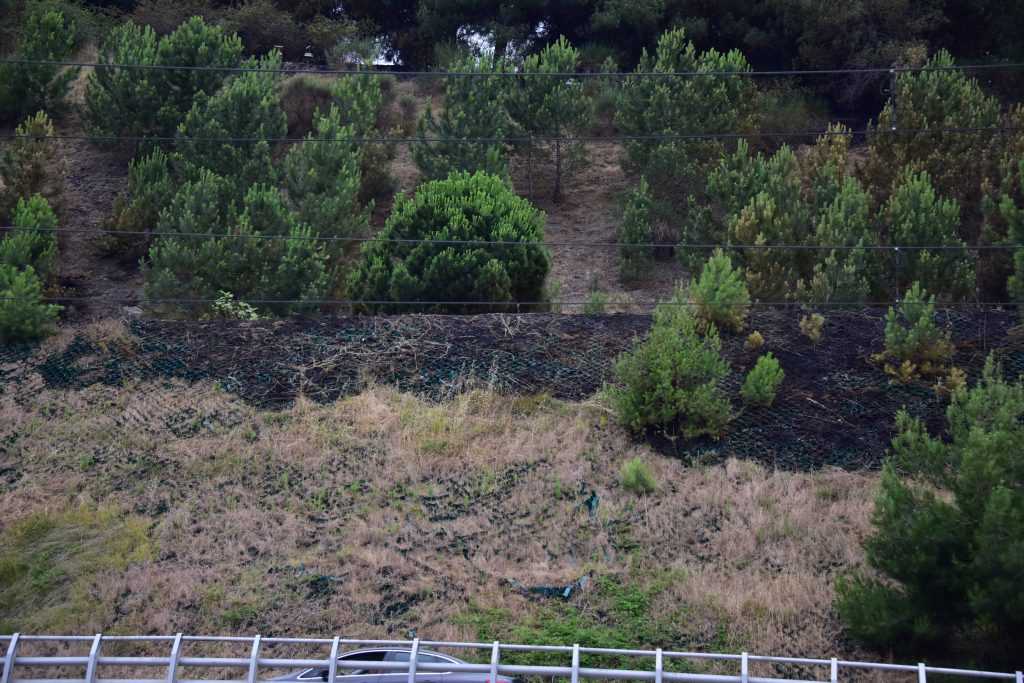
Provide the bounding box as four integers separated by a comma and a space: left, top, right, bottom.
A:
0, 635, 1020, 683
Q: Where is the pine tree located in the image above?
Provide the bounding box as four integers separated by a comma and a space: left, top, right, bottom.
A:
0, 8, 77, 123
507, 36, 592, 201
0, 111, 62, 219
836, 356, 1024, 662
412, 55, 511, 181
177, 52, 286, 197
283, 104, 368, 240
146, 183, 328, 314
798, 176, 875, 305
616, 28, 756, 209
883, 168, 974, 300
864, 50, 999, 220
86, 17, 243, 141
1, 195, 59, 286
347, 172, 549, 312
619, 177, 653, 281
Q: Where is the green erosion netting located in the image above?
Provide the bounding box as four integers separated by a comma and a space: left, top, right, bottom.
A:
2, 309, 1022, 471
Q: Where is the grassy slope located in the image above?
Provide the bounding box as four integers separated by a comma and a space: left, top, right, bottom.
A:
1, 326, 878, 668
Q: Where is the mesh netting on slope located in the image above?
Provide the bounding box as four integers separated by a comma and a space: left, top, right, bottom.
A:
2, 309, 1022, 471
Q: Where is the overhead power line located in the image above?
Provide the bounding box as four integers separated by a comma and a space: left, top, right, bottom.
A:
3, 126, 1022, 146
2, 57, 1024, 78
6, 225, 1021, 252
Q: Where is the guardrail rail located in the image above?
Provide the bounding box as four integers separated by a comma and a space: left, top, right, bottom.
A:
1, 635, 1020, 683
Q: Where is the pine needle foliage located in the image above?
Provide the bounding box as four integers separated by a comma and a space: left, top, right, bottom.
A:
690, 248, 750, 333
837, 356, 1024, 665
347, 172, 550, 313
610, 287, 731, 438
413, 55, 511, 181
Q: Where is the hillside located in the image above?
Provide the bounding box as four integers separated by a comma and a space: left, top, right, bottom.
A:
1, 318, 879, 669
2, 311, 1023, 667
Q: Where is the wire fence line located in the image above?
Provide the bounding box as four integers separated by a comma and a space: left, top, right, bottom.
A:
0, 634, 1020, 683
3, 56, 1024, 78
4, 126, 1023, 146
5, 225, 1021, 251
0, 296, 1017, 310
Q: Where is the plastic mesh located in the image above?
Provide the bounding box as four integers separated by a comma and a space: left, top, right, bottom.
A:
2, 309, 1020, 471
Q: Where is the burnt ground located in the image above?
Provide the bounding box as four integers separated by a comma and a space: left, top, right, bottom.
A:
4, 308, 1021, 471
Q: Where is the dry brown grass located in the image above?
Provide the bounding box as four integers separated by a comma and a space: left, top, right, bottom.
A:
2, 376, 880, 663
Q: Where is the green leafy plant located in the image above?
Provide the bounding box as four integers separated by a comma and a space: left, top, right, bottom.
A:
620, 458, 656, 495
413, 55, 510, 181
741, 353, 785, 407
836, 355, 1024, 664
507, 36, 592, 201
0, 264, 60, 342
690, 248, 750, 333
619, 177, 653, 281
347, 171, 550, 313
879, 282, 953, 378
584, 289, 609, 315
610, 288, 731, 438
210, 291, 261, 321
0, 7, 77, 123
745, 330, 764, 351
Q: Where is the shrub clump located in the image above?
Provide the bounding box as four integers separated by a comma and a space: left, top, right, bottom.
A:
85, 17, 243, 140
348, 172, 550, 313
799, 313, 825, 344
836, 355, 1024, 663
0, 7, 77, 123
620, 458, 656, 495
690, 248, 750, 333
610, 289, 731, 438
741, 353, 785, 407
0, 264, 60, 342
618, 177, 654, 281
0, 111, 63, 219
880, 282, 953, 379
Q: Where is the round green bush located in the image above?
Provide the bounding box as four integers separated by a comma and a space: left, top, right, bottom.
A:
348, 171, 551, 313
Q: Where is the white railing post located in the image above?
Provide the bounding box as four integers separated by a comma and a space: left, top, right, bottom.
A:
830, 658, 838, 683
919, 663, 927, 683
655, 648, 663, 683
166, 633, 183, 683
1016, 672, 1022, 683
741, 652, 748, 683
85, 634, 102, 683
407, 638, 420, 683
327, 637, 340, 683
247, 635, 262, 683
0, 633, 19, 683
571, 644, 580, 683
489, 641, 500, 683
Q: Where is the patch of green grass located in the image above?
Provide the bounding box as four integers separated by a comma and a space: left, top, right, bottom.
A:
620, 458, 656, 495
457, 571, 712, 669
0, 506, 153, 633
